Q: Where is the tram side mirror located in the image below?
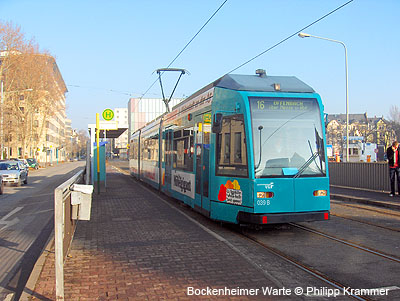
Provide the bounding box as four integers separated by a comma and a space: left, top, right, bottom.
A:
212, 113, 223, 133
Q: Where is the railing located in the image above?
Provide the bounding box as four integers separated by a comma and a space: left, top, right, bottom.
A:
329, 162, 390, 191
54, 168, 85, 300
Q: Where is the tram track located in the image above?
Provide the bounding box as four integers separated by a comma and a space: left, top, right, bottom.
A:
331, 213, 400, 233
289, 223, 400, 264
234, 214, 400, 300
331, 200, 400, 217
238, 228, 372, 301
331, 201, 400, 233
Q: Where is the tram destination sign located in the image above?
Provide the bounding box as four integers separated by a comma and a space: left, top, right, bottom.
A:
249, 97, 315, 112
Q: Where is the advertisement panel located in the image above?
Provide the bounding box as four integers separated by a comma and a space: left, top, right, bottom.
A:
171, 170, 195, 199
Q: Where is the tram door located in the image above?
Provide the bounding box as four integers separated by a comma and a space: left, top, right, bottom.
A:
164, 130, 173, 191
195, 113, 211, 212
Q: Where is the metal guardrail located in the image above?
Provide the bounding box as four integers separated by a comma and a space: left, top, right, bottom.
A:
54, 168, 85, 300
329, 162, 390, 191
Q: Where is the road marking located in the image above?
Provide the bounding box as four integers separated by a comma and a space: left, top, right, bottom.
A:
0, 207, 23, 229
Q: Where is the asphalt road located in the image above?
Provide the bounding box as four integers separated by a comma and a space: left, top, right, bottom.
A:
0, 161, 85, 299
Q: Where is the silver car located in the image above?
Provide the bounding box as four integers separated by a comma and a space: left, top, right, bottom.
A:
0, 160, 28, 186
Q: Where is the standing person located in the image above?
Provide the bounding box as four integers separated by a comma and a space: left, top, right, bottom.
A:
387, 141, 400, 196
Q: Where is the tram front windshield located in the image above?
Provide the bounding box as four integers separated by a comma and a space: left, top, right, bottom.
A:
250, 97, 326, 178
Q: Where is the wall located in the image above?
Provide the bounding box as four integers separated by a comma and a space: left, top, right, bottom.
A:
329, 162, 390, 191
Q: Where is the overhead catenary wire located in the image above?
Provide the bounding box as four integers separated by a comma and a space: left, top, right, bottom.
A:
227, 0, 354, 74
138, 0, 229, 103
66, 84, 157, 97
66, 1, 352, 108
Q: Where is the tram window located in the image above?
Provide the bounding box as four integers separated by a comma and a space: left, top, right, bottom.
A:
224, 133, 231, 163
174, 130, 181, 139
216, 114, 248, 177
164, 131, 172, 165
173, 127, 194, 172
234, 132, 242, 163
204, 124, 211, 145
176, 140, 184, 166
141, 130, 159, 163
130, 137, 139, 160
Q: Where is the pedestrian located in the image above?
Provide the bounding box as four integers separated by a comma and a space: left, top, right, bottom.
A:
387, 141, 400, 196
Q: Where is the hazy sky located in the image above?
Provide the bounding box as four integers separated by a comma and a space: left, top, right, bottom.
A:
1, 0, 398, 130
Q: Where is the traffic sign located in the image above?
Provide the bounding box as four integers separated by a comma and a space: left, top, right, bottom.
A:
102, 109, 114, 121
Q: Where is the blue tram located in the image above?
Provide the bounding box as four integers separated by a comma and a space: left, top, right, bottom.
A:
129, 70, 330, 224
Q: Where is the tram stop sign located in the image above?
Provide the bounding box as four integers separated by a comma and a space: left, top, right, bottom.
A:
102, 109, 114, 121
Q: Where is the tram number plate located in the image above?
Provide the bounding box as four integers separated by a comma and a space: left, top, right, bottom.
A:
257, 200, 270, 206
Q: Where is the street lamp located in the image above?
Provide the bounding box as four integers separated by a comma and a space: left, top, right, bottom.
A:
0, 80, 33, 159
298, 32, 349, 162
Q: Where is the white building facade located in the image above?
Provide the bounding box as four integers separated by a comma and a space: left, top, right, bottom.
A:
127, 98, 183, 139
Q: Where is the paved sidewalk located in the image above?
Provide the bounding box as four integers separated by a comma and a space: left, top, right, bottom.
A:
330, 186, 400, 211
31, 168, 277, 300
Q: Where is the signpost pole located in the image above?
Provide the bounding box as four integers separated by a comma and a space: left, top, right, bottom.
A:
96, 113, 100, 194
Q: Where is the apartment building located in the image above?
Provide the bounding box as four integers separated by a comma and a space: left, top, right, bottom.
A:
0, 52, 68, 164
326, 113, 396, 160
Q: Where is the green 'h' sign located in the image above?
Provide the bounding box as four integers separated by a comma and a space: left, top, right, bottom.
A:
102, 109, 114, 121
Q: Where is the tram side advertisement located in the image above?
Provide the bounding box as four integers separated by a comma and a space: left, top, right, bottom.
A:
171, 170, 195, 199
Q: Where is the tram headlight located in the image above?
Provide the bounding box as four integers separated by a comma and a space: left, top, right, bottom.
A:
257, 192, 274, 198
313, 190, 327, 197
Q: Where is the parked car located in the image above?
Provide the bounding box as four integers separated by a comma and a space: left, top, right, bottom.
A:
9, 158, 29, 174
27, 158, 39, 169
21, 159, 30, 172
0, 160, 28, 186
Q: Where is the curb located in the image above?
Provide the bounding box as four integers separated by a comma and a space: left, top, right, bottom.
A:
19, 231, 55, 301
331, 193, 400, 211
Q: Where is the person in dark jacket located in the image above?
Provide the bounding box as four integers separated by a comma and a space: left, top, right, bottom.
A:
387, 141, 400, 196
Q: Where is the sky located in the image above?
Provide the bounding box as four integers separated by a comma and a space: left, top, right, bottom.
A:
0, 0, 399, 131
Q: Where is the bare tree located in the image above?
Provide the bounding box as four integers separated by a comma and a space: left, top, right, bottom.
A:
389, 105, 400, 122
0, 21, 29, 158
77, 129, 89, 158
1, 21, 64, 158
388, 105, 400, 141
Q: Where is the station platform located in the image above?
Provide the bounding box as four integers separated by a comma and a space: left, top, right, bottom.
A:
330, 186, 400, 211
28, 167, 277, 300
